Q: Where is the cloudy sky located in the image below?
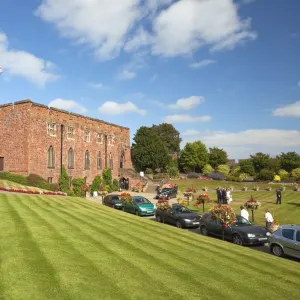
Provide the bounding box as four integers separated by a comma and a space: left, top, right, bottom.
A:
0, 0, 299, 158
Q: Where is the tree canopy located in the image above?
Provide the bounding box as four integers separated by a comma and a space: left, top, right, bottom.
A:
208, 147, 228, 168
250, 152, 270, 173
277, 152, 300, 173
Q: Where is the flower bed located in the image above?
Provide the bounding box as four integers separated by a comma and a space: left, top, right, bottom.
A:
119, 192, 133, 204
244, 196, 261, 210
156, 200, 171, 211
0, 187, 67, 196
209, 205, 236, 227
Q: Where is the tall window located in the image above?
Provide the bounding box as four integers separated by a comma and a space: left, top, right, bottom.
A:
109, 152, 113, 170
47, 146, 55, 168
47, 123, 56, 136
84, 130, 90, 142
108, 135, 114, 145
97, 151, 102, 170
68, 148, 74, 169
120, 151, 125, 168
67, 126, 75, 139
97, 133, 103, 144
84, 150, 90, 170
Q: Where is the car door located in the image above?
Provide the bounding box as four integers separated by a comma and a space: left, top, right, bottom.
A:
281, 229, 296, 257
103, 196, 109, 206
166, 207, 178, 225
290, 230, 300, 259
206, 216, 222, 236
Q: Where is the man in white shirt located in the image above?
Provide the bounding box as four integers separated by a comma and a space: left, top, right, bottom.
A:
264, 209, 274, 231
240, 206, 249, 221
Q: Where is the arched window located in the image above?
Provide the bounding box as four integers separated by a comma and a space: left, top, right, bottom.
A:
109, 152, 113, 170
97, 152, 102, 170
68, 148, 74, 169
47, 146, 55, 168
84, 150, 90, 170
120, 150, 125, 168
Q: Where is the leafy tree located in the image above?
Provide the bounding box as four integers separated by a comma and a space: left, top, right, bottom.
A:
208, 147, 228, 168
239, 159, 255, 176
132, 127, 170, 171
267, 157, 281, 173
202, 164, 213, 176
58, 165, 70, 194
216, 164, 230, 175
256, 169, 274, 181
278, 169, 289, 181
112, 179, 119, 191
102, 168, 113, 188
250, 152, 270, 173
179, 141, 209, 173
277, 152, 300, 173
166, 159, 179, 178
90, 175, 102, 194
291, 168, 300, 181
231, 166, 241, 176
72, 178, 85, 197
151, 123, 181, 154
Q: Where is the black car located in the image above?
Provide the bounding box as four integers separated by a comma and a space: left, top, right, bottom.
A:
199, 213, 269, 246
155, 204, 202, 228
103, 194, 123, 210
156, 186, 178, 200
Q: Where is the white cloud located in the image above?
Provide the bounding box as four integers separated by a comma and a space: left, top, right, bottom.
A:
0, 32, 58, 86
151, 0, 257, 56
87, 82, 105, 89
189, 59, 216, 69
117, 69, 136, 81
181, 129, 300, 158
124, 27, 153, 53
182, 129, 200, 136
165, 114, 211, 123
272, 101, 300, 118
169, 96, 205, 110
49, 98, 87, 114
98, 101, 146, 116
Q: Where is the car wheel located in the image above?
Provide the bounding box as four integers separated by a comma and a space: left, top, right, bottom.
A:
232, 234, 243, 246
176, 220, 183, 229
271, 244, 284, 257
201, 226, 208, 236
156, 215, 162, 223
135, 210, 140, 216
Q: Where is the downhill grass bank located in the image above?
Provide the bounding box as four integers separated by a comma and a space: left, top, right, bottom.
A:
0, 193, 300, 300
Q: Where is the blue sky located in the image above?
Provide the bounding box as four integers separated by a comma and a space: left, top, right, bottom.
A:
0, 0, 300, 159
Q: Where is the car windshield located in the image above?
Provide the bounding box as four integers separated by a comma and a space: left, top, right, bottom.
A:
174, 206, 192, 213
233, 215, 252, 226
161, 188, 172, 193
111, 196, 120, 201
134, 197, 151, 204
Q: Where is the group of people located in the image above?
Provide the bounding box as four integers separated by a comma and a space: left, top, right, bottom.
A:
216, 187, 233, 204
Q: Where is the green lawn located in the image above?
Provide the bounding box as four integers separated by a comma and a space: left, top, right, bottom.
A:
0, 193, 300, 300
0, 179, 46, 192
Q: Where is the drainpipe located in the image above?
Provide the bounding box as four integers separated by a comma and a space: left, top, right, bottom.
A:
60, 124, 64, 175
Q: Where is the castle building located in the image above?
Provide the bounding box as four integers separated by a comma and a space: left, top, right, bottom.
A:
0, 100, 133, 185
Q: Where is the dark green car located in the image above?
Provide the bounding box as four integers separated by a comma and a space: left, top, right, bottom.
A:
103, 194, 123, 210
123, 196, 156, 216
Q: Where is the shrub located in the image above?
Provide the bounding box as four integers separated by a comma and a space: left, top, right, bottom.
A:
278, 169, 289, 181
145, 168, 153, 174
291, 168, 300, 181
72, 178, 85, 197
231, 166, 241, 176
216, 164, 230, 176
27, 173, 50, 190
202, 164, 213, 176
112, 179, 119, 192
167, 166, 179, 178
102, 168, 112, 188
187, 172, 200, 179
58, 166, 70, 194
256, 169, 274, 181
153, 173, 164, 180
90, 176, 102, 194
273, 175, 281, 182
239, 173, 250, 181
0, 172, 28, 185
49, 183, 59, 192
207, 172, 226, 180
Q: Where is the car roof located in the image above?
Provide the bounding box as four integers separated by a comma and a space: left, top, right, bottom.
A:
279, 225, 300, 230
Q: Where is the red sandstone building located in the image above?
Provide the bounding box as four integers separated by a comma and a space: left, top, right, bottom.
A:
0, 100, 134, 185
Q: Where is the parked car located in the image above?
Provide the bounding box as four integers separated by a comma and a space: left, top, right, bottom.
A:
269, 225, 300, 259
200, 213, 270, 246
103, 194, 123, 210
156, 186, 178, 200
123, 196, 156, 217
156, 204, 202, 228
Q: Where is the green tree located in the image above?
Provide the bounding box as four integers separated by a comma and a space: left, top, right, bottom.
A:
278, 169, 289, 181
216, 164, 230, 175
72, 178, 85, 197
291, 168, 300, 181
166, 159, 179, 178
90, 175, 102, 194
58, 165, 70, 194
131, 126, 170, 171
267, 157, 281, 173
202, 164, 213, 176
239, 159, 255, 176
179, 141, 209, 173
277, 152, 300, 173
151, 123, 181, 154
102, 168, 113, 188
250, 152, 270, 173
256, 169, 274, 181
208, 147, 228, 168
231, 166, 241, 176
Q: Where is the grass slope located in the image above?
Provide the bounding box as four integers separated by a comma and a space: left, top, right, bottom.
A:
0, 194, 299, 300
0, 179, 46, 192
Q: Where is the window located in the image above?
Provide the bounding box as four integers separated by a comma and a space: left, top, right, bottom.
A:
47, 123, 56, 136
47, 146, 55, 168
97, 151, 102, 170
282, 229, 295, 240
84, 150, 90, 170
84, 130, 90, 142
109, 152, 113, 169
120, 151, 125, 168
296, 231, 300, 242
48, 177, 53, 184
108, 135, 114, 145
97, 133, 103, 144
68, 148, 74, 169
67, 126, 74, 139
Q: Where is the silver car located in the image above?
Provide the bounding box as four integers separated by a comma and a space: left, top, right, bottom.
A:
269, 225, 300, 259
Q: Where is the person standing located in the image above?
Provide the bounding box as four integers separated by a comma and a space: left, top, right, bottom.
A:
221, 188, 227, 204
276, 189, 282, 204
240, 206, 249, 221
264, 209, 274, 231
216, 187, 221, 204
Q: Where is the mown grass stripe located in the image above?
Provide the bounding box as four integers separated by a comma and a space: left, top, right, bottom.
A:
30, 196, 297, 298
